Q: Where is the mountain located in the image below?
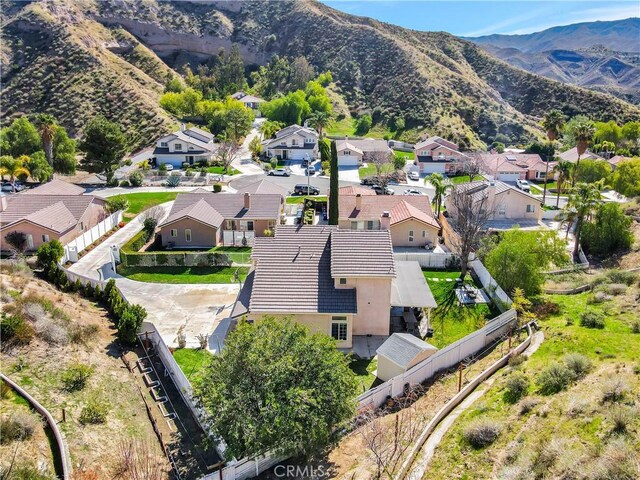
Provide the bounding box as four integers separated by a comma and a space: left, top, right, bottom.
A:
2, 1, 639, 152
468, 18, 640, 53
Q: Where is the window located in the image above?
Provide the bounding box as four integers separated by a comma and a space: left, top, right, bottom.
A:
339, 278, 347, 285
422, 230, 426, 238
291, 138, 298, 146
526, 204, 536, 213
42, 234, 49, 242
305, 137, 314, 143
226, 220, 234, 230
80, 222, 84, 231
26, 234, 34, 249
174, 143, 182, 151
331, 317, 348, 341
280, 141, 287, 146
170, 229, 177, 237
498, 205, 506, 215
185, 229, 192, 242
351, 221, 364, 231
268, 220, 276, 229
160, 142, 168, 147
240, 220, 254, 231
408, 230, 414, 242
344, 150, 351, 155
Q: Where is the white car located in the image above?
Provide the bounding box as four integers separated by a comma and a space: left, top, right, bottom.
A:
403, 188, 424, 195
1, 182, 25, 192
408, 171, 420, 181
516, 179, 530, 192
164, 164, 174, 172
268, 167, 291, 177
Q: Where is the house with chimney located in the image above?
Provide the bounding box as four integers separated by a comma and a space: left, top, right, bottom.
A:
413, 136, 470, 174
476, 153, 556, 182
153, 125, 217, 168
157, 192, 283, 248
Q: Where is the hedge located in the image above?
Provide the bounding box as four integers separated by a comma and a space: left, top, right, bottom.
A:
120, 250, 234, 268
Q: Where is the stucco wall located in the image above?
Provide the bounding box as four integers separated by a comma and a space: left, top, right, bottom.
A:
493, 190, 541, 221
390, 220, 439, 247
377, 356, 405, 382
335, 277, 392, 336
161, 218, 218, 248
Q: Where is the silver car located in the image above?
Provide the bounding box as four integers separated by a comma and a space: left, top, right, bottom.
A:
408, 171, 420, 181
403, 188, 424, 195
269, 167, 291, 177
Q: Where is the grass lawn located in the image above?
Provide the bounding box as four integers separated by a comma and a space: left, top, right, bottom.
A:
206, 166, 240, 176
110, 192, 179, 222
444, 174, 483, 184
359, 162, 395, 179
393, 149, 415, 161
173, 348, 213, 386
350, 358, 379, 394
117, 266, 249, 284
286, 195, 328, 204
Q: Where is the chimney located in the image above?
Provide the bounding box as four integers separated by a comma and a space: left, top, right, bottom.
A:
380, 211, 391, 231
244, 192, 251, 209
180, 123, 186, 132
0, 193, 7, 212
355, 194, 362, 211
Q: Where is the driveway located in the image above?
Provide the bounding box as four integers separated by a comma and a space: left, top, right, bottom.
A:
68, 201, 240, 350
338, 166, 361, 182
231, 120, 267, 176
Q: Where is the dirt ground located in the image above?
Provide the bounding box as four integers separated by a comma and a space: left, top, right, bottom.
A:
0, 267, 170, 479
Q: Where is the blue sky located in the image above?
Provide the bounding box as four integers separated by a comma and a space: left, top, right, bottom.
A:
319, 1, 640, 36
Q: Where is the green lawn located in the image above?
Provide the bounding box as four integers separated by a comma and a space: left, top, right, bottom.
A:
393, 149, 415, 161
285, 195, 328, 204
206, 166, 240, 176
444, 174, 483, 184
173, 348, 213, 386
117, 266, 249, 284
110, 192, 179, 222
145, 245, 252, 264
350, 358, 379, 394
359, 162, 395, 179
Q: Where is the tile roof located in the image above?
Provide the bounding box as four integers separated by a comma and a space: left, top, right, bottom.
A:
338, 194, 438, 228
453, 180, 539, 203
414, 136, 460, 151
377, 333, 437, 368
338, 185, 376, 196
335, 138, 390, 154
476, 153, 552, 175
558, 147, 605, 163
231, 91, 265, 103
22, 179, 85, 196
331, 230, 396, 278
160, 193, 282, 228
1, 195, 97, 233
388, 200, 440, 228
234, 179, 289, 197
250, 226, 357, 314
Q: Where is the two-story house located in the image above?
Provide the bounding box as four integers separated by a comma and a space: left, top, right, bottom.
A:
153, 125, 216, 168
231, 91, 265, 113
158, 192, 283, 248
263, 125, 319, 161
477, 153, 556, 182
413, 136, 470, 174
335, 138, 393, 167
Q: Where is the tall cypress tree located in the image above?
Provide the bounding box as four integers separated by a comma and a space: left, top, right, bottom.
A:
329, 140, 339, 225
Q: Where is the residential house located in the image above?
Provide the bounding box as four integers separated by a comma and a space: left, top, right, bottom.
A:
263, 125, 318, 161
444, 180, 542, 229
153, 125, 216, 168
232, 226, 436, 349
234, 178, 289, 199
337, 185, 376, 197
413, 136, 470, 174
477, 153, 556, 182
607, 155, 630, 171
335, 138, 392, 167
557, 147, 605, 163
158, 192, 282, 248
0, 180, 108, 252
337, 193, 440, 247
231, 91, 265, 112
376, 333, 438, 381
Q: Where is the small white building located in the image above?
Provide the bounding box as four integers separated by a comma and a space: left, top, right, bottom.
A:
335, 138, 392, 167
376, 333, 438, 381
263, 124, 319, 161
153, 125, 216, 168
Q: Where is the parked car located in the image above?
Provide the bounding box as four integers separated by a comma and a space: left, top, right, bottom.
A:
1, 182, 25, 192
164, 164, 174, 171
269, 167, 291, 177
305, 165, 316, 176
403, 188, 424, 195
372, 185, 395, 195
408, 171, 420, 181
294, 184, 320, 195
516, 179, 530, 192
361, 177, 377, 186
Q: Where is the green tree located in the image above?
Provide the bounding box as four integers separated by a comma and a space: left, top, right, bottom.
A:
610, 159, 640, 197
106, 196, 129, 213
259, 120, 285, 139
541, 109, 566, 202
35, 114, 57, 169
0, 156, 29, 192
194, 317, 356, 459
248, 136, 262, 159
36, 240, 65, 270
164, 76, 184, 93
355, 114, 372, 135
223, 100, 254, 140
289, 56, 315, 91
621, 121, 640, 149
305, 80, 332, 115
553, 160, 573, 208
52, 126, 77, 174
117, 304, 147, 345
307, 111, 332, 138
427, 173, 451, 217
319, 138, 331, 163
159, 92, 185, 116
485, 229, 568, 296
261, 90, 311, 125
566, 117, 595, 186
79, 115, 127, 182
567, 182, 602, 259
0, 116, 41, 157
329, 140, 339, 225
593, 120, 622, 147
581, 203, 633, 257
26, 151, 53, 182
575, 159, 611, 184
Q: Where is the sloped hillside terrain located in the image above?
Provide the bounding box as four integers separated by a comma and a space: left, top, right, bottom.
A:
2, 0, 639, 149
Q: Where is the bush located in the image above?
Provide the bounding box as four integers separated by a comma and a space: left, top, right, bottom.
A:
68, 323, 99, 344
0, 463, 56, 479
0, 314, 35, 347
537, 363, 575, 395
504, 374, 529, 403
609, 406, 635, 434
563, 353, 592, 379
631, 320, 640, 334
0, 412, 37, 444
604, 283, 627, 296
61, 364, 93, 392
106, 176, 119, 187
270, 157, 278, 169
79, 397, 109, 425
142, 217, 157, 236
129, 171, 143, 187
34, 316, 69, 346
519, 397, 539, 415
606, 270, 637, 285
532, 300, 560, 318
587, 291, 611, 304
36, 240, 64, 271
117, 304, 147, 344
166, 174, 181, 187
508, 354, 526, 368
463, 419, 501, 448
213, 183, 222, 193
580, 311, 605, 329
106, 196, 129, 214
601, 378, 629, 403
119, 180, 130, 187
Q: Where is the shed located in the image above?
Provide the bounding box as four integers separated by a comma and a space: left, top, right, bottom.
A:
376, 333, 438, 381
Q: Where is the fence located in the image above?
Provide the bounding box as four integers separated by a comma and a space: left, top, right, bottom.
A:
393, 252, 457, 269
120, 250, 250, 268
62, 211, 123, 263
544, 247, 590, 275
469, 258, 512, 310
222, 230, 255, 247
356, 308, 517, 409
438, 214, 460, 251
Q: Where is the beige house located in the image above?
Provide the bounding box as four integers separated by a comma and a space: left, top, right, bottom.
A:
557, 147, 605, 163
232, 226, 436, 349
153, 125, 216, 168
335, 138, 392, 167
0, 180, 108, 252
158, 192, 282, 248
445, 180, 542, 229
414, 136, 470, 174
337, 193, 440, 248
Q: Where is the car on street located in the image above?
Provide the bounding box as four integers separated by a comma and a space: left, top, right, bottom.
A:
403, 188, 424, 195
407, 171, 420, 181
516, 179, 531, 192
1, 182, 25, 192
269, 167, 291, 177
305, 165, 316, 176
371, 185, 395, 195
294, 184, 320, 195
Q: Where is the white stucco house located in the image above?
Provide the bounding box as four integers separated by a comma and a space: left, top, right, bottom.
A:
152, 125, 216, 168
263, 125, 319, 161
335, 138, 392, 167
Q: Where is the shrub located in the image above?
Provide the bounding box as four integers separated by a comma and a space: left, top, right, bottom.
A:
61, 364, 93, 392
586, 438, 640, 479
69, 323, 99, 344
580, 311, 605, 329
36, 240, 64, 270
463, 419, 501, 448
563, 353, 592, 379
519, 397, 539, 415
181, 162, 190, 170
117, 304, 147, 344
631, 320, 640, 334
142, 217, 157, 236
504, 373, 529, 403
0, 314, 35, 346
601, 378, 629, 403
604, 283, 627, 296
119, 180, 130, 187
537, 363, 575, 395
0, 412, 37, 444
34, 316, 69, 346
129, 171, 143, 187
606, 270, 637, 285
106, 196, 129, 214
166, 174, 181, 187
609, 406, 635, 434
270, 157, 278, 169
508, 354, 526, 368
0, 463, 56, 480
587, 291, 611, 304
532, 300, 560, 318
79, 397, 109, 425
106, 176, 119, 187
158, 163, 167, 173
213, 183, 222, 193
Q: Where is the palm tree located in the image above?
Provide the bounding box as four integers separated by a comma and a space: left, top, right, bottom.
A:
567, 181, 602, 259
308, 111, 332, 138
553, 160, 573, 208
35, 114, 57, 169
541, 110, 565, 203
426, 172, 451, 217
0, 156, 30, 192
570, 119, 595, 186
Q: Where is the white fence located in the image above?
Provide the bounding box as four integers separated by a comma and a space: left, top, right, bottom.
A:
223, 230, 255, 247
469, 258, 512, 309
62, 211, 123, 263
356, 308, 517, 409
393, 252, 457, 269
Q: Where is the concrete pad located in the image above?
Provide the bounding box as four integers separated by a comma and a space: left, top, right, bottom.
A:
338, 166, 361, 183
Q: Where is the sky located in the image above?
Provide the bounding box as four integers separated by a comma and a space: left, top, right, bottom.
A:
319, 0, 640, 37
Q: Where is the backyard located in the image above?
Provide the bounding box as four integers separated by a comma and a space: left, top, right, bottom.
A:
286, 195, 328, 204
109, 191, 179, 222
350, 358, 379, 394
143, 245, 252, 264
117, 265, 249, 284
173, 348, 212, 386
359, 162, 395, 179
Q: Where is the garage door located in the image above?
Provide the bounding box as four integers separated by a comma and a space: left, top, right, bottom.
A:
421, 163, 446, 174
339, 155, 359, 166
498, 173, 521, 182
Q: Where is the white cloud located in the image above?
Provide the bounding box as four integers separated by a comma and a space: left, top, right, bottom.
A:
460, 5, 556, 36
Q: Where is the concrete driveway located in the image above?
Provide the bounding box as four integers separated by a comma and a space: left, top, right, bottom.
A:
68, 201, 240, 350
338, 166, 361, 182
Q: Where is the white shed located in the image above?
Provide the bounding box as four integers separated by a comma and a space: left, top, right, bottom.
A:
376, 333, 438, 382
